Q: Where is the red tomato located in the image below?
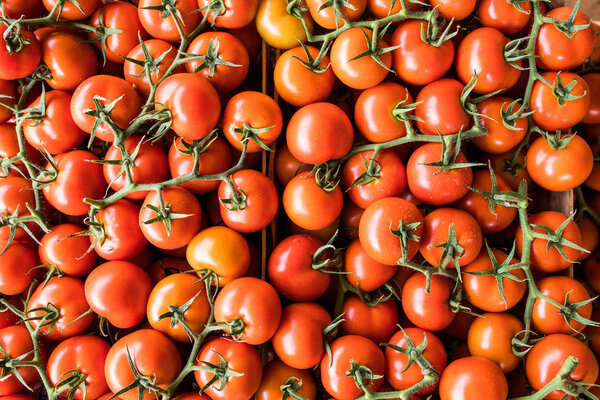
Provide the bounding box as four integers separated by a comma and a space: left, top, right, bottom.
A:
43, 0, 100, 19
368, 0, 421, 18
344, 239, 397, 292
197, 0, 258, 28
138, 0, 200, 42
472, 96, 528, 154
0, 326, 38, 395
0, 81, 17, 123
0, 241, 39, 296
439, 357, 508, 400
94, 199, 147, 260
0, 124, 42, 178
0, 26, 41, 80
340, 295, 398, 344
0, 176, 41, 241
39, 224, 97, 277
256, 359, 317, 400
274, 144, 312, 186
402, 273, 456, 331
477, 0, 532, 35
583, 73, 600, 124
429, 0, 475, 20
415, 79, 471, 135
341, 201, 364, 240
578, 216, 599, 260
306, 0, 365, 29
1, 0, 43, 18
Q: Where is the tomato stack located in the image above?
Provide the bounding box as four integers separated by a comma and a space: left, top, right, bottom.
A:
0, 0, 600, 399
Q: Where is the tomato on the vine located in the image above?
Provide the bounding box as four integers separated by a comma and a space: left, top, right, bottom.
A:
401, 273, 456, 331
39, 224, 97, 277
94, 199, 147, 260
439, 357, 508, 400
137, 0, 200, 42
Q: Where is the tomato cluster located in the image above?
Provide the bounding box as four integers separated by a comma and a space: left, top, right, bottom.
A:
1, 0, 600, 400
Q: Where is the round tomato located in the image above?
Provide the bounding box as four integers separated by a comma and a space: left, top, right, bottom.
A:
306, 0, 365, 29
340, 295, 398, 344
415, 79, 471, 135
255, 359, 317, 400
0, 241, 39, 296
1, 0, 43, 18
473, 96, 528, 154
274, 144, 312, 186
39, 223, 97, 277
402, 273, 456, 331
344, 239, 397, 292
583, 74, 600, 124
197, 0, 258, 28
578, 216, 599, 259
0, 326, 38, 395
94, 199, 147, 260
255, 0, 314, 50
368, 0, 421, 18
0, 81, 18, 123
477, 0, 532, 35
0, 26, 41, 80
439, 357, 507, 400
43, 0, 100, 19
138, 0, 200, 42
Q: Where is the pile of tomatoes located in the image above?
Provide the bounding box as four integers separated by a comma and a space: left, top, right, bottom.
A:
1, 0, 600, 399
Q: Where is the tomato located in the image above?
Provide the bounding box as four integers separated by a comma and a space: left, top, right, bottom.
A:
467, 312, 523, 373
385, 328, 447, 395
1, 0, 43, 18
0, 297, 21, 329
286, 102, 353, 164
463, 248, 526, 312
186, 32, 249, 92
488, 148, 530, 190
0, 81, 17, 123
138, 0, 200, 42
94, 199, 147, 260
320, 335, 385, 399
415, 79, 471, 136
256, 359, 317, 400
147, 273, 210, 342
532, 276, 592, 335
197, 0, 258, 28
47, 335, 110, 400
419, 207, 482, 269
341, 201, 364, 241
70, 75, 142, 142
343, 149, 407, 209
256, 0, 314, 50
0, 124, 42, 178
536, 7, 595, 71
274, 144, 312, 186
531, 72, 590, 131
195, 337, 262, 400
283, 172, 343, 231
586, 142, 600, 191
155, 73, 220, 141
43, 0, 100, 19
368, 0, 421, 19
354, 82, 414, 143
214, 277, 281, 345
0, 241, 39, 296
477, 0, 531, 35
89, 2, 147, 64
147, 256, 192, 284
526, 334, 598, 400
358, 197, 423, 265
340, 295, 398, 344
0, 176, 41, 242
402, 273, 456, 331
272, 302, 331, 370
105, 329, 181, 400
583, 73, 600, 124
406, 142, 473, 205
39, 31, 98, 91
39, 224, 97, 277
516, 211, 582, 273
274, 45, 335, 107
307, 0, 365, 29
472, 96, 528, 154
344, 239, 397, 292
85, 261, 152, 329
0, 26, 41, 80
0, 326, 38, 395
439, 357, 507, 400
27, 276, 94, 340
579, 216, 599, 260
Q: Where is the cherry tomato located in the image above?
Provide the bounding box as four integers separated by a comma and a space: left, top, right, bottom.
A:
256, 359, 317, 400
368, 0, 421, 19
472, 96, 528, 154
43, 0, 100, 19
0, 241, 39, 296
578, 216, 599, 260
0, 326, 38, 395
402, 273, 456, 331
39, 224, 97, 277
340, 295, 398, 344
94, 199, 147, 260
0, 176, 40, 242
477, 0, 532, 35
439, 357, 508, 400
306, 0, 365, 29
0, 81, 18, 123
138, 0, 200, 42
583, 73, 600, 124
197, 0, 258, 28
344, 239, 397, 292
0, 26, 41, 80
255, 0, 314, 50
415, 79, 471, 136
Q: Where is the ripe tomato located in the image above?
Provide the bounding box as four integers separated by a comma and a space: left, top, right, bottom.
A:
70, 75, 142, 142
340, 295, 398, 344
477, 0, 532, 35
0, 176, 42, 241
43, 0, 100, 19
344, 239, 397, 292
255, 0, 314, 50
274, 144, 312, 186
439, 357, 507, 400
194, 337, 262, 400
46, 335, 110, 400
147, 256, 192, 284
27, 276, 94, 340
256, 359, 317, 400
526, 334, 598, 400
137, 0, 200, 42
306, 0, 365, 29
105, 329, 181, 400
402, 273, 456, 331
358, 197, 423, 265
488, 148, 530, 190
94, 199, 147, 260
0, 326, 38, 395
214, 277, 281, 345
0, 26, 41, 80
197, 0, 258, 28
39, 224, 97, 277
39, 31, 98, 91
85, 261, 152, 328
429, 0, 475, 20
0, 124, 42, 178
531, 72, 590, 131
472, 96, 528, 154
186, 32, 249, 92
274, 45, 335, 107
516, 211, 582, 273
0, 81, 18, 123
0, 297, 21, 329
406, 142, 473, 205
0, 241, 38, 296
320, 335, 385, 399
1, 0, 43, 18
155, 73, 220, 141
286, 102, 353, 164
272, 302, 331, 370
583, 74, 600, 124
415, 79, 471, 135
368, 0, 421, 19
385, 328, 447, 395
147, 273, 210, 342
536, 6, 595, 71
467, 312, 523, 373
578, 216, 599, 260
283, 172, 343, 231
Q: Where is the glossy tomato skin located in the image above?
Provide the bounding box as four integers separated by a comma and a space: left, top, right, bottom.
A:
286, 102, 353, 164
85, 261, 152, 328
429, 0, 476, 20
406, 142, 473, 205
0, 26, 41, 80
402, 273, 456, 331
439, 356, 508, 400
256, 0, 314, 50
94, 199, 147, 260
39, 223, 97, 277
0, 241, 39, 296
526, 334, 599, 400
358, 197, 423, 265
186, 226, 250, 287
368, 0, 421, 18
526, 134, 593, 192
0, 326, 38, 395
105, 329, 181, 400
0, 82, 18, 123
415, 79, 471, 135
283, 172, 344, 231
385, 328, 447, 395
0, 177, 40, 242
139, 186, 202, 250
198, 0, 258, 28
194, 337, 262, 400
272, 302, 331, 370
340, 295, 398, 344
138, 0, 200, 42
477, 0, 532, 35
344, 239, 397, 292
256, 359, 317, 400
320, 335, 385, 400
584, 73, 600, 127
307, 0, 365, 29
27, 276, 94, 340
155, 73, 220, 141
43, 0, 100, 19
0, 124, 41, 177
46, 335, 110, 400
473, 96, 528, 154
274, 45, 334, 107
214, 277, 282, 345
